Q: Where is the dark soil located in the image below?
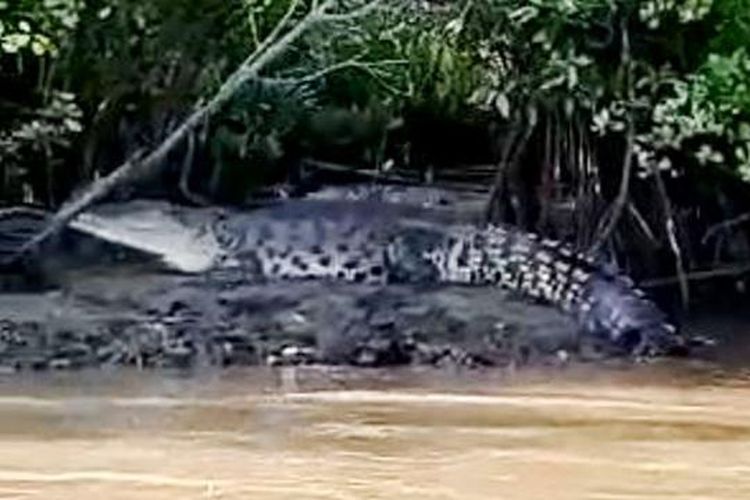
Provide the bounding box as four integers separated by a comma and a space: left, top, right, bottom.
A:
0, 263, 610, 373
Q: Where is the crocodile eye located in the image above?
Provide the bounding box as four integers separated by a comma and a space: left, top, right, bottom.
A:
425, 251, 442, 265
214, 220, 242, 250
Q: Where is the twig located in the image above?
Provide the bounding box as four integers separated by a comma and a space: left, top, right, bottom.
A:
5, 0, 377, 264
701, 211, 750, 245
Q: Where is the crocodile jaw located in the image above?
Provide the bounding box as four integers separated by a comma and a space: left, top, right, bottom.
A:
70, 209, 223, 273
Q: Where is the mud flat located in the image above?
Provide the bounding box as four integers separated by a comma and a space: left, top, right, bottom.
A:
0, 262, 600, 373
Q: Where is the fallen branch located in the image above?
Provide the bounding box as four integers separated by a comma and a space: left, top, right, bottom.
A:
0, 206, 49, 219
302, 157, 420, 183
5, 0, 380, 264
642, 262, 750, 288
301, 158, 491, 192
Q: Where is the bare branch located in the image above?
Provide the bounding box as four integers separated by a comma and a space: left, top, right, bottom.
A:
240, 0, 305, 70
701, 211, 750, 245
652, 166, 690, 309
5, 0, 377, 263
589, 119, 634, 254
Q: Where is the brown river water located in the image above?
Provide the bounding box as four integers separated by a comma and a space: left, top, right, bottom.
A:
1, 360, 750, 500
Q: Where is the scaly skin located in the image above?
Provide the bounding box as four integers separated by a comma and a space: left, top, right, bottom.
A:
211, 200, 684, 357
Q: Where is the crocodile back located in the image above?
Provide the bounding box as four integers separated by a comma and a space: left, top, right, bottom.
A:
212, 200, 449, 283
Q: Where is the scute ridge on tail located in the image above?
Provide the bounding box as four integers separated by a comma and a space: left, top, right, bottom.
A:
387, 222, 683, 357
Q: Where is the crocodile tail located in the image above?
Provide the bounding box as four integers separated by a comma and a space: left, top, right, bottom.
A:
407, 224, 684, 356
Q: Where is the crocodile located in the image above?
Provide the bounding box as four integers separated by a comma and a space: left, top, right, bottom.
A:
0, 198, 684, 357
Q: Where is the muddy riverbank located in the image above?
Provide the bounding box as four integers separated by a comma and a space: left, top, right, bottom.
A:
0, 262, 591, 372
0, 184, 727, 373
0, 258, 735, 374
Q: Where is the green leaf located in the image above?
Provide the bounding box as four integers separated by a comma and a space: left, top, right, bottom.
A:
63, 118, 83, 133
508, 6, 539, 25
2, 33, 31, 53
98, 6, 113, 20
494, 92, 510, 118
31, 39, 46, 56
